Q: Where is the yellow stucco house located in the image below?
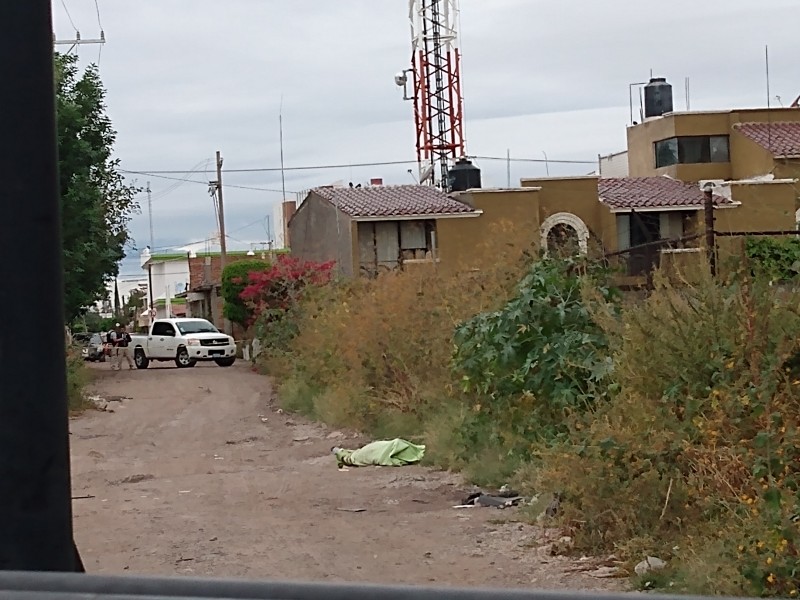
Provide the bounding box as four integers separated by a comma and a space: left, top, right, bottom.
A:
289, 95, 800, 281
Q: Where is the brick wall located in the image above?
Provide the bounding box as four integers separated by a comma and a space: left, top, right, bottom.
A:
188, 254, 257, 291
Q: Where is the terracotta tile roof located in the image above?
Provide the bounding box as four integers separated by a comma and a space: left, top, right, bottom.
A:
599, 177, 731, 211
313, 185, 476, 218
734, 121, 800, 157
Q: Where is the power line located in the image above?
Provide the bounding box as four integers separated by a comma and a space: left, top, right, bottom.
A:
126, 154, 598, 175
139, 215, 272, 252
128, 159, 418, 174
121, 169, 294, 194
59, 0, 78, 31
473, 155, 597, 165
93, 0, 104, 30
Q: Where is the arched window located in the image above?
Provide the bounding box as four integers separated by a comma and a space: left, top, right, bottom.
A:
540, 212, 590, 255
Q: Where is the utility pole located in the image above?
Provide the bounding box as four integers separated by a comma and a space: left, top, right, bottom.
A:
147, 263, 154, 323
703, 183, 717, 277
215, 150, 227, 271
279, 97, 288, 205
113, 278, 121, 319
53, 30, 105, 54
147, 181, 154, 250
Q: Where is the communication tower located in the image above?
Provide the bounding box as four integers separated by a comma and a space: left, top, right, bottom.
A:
396, 0, 466, 190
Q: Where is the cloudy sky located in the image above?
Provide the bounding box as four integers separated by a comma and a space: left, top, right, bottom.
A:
53, 0, 799, 278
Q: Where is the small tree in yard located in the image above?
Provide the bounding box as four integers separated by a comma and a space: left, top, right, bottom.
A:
240, 255, 334, 349
221, 260, 271, 326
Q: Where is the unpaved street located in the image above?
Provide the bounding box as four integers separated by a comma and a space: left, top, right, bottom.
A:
70, 363, 621, 590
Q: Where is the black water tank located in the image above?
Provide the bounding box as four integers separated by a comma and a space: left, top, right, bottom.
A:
644, 77, 674, 118
448, 158, 482, 192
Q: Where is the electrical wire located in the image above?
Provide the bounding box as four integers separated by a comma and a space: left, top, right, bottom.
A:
121, 169, 294, 194
149, 160, 210, 201
140, 215, 273, 253
126, 155, 597, 175
127, 159, 417, 175
93, 0, 104, 30
473, 155, 597, 165
59, 0, 78, 31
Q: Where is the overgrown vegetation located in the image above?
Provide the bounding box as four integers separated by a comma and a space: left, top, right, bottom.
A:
533, 267, 800, 596
453, 258, 617, 476
745, 237, 800, 281
221, 259, 272, 326
252, 243, 800, 597
240, 254, 335, 347
66, 350, 91, 412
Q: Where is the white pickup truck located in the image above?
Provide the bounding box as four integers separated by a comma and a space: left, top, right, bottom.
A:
130, 318, 237, 369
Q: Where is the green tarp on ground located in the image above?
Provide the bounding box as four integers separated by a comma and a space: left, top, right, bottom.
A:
334, 438, 426, 468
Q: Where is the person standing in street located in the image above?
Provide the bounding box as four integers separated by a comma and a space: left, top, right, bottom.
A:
113, 323, 134, 370
108, 325, 119, 369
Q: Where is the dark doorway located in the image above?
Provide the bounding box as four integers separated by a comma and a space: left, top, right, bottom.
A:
628, 212, 662, 276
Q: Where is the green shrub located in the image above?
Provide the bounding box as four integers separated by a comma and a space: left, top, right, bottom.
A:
745, 237, 800, 281
221, 259, 271, 326
452, 256, 618, 470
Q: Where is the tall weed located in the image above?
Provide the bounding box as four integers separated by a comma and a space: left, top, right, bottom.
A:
534, 267, 800, 596
66, 349, 90, 412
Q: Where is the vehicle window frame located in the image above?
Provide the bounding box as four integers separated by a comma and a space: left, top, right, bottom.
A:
175, 320, 219, 335
152, 322, 176, 337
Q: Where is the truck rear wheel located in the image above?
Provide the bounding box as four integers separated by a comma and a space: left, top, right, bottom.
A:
175, 347, 197, 369
134, 348, 149, 369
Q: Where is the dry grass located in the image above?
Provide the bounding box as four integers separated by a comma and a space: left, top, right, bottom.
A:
263, 242, 800, 596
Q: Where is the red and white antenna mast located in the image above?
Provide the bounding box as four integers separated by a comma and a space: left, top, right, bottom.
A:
397, 0, 466, 190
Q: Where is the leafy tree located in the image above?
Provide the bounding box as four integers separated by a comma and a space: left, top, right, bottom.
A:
221, 260, 272, 326
121, 288, 146, 320
56, 53, 139, 322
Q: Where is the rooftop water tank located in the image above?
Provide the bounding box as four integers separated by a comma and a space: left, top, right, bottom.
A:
644, 77, 674, 118
448, 158, 482, 192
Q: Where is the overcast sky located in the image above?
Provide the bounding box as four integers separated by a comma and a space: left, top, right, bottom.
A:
53, 0, 799, 279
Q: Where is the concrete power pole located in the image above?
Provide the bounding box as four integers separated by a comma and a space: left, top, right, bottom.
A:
147, 181, 154, 250
215, 150, 227, 271
53, 31, 105, 54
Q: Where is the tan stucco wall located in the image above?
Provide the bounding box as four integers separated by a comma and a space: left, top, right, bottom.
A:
774, 159, 800, 186
627, 108, 800, 181
717, 183, 796, 233
730, 133, 778, 180
521, 176, 617, 253
626, 116, 677, 177
711, 182, 798, 271
435, 189, 541, 274
287, 192, 355, 276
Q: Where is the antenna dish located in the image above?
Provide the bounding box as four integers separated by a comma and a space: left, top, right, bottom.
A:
394, 72, 408, 87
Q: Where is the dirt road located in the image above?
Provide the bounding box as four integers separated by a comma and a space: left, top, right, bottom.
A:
70, 362, 621, 591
